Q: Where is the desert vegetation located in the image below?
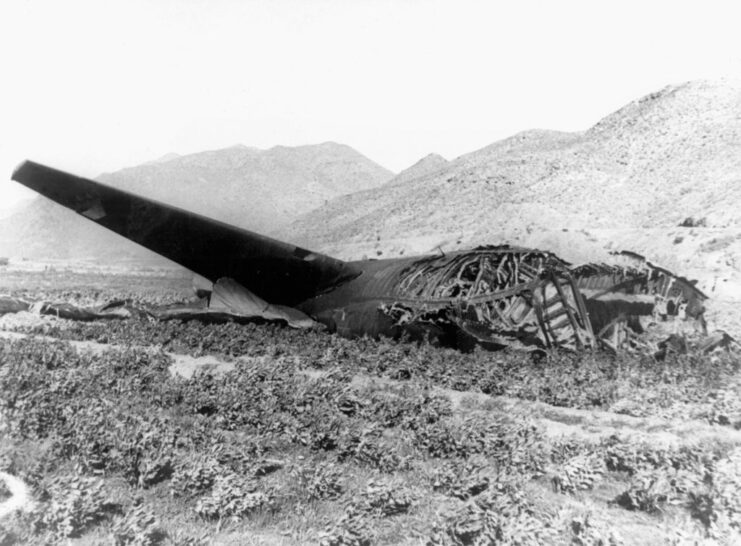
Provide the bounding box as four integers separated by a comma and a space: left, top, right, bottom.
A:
1, 270, 741, 544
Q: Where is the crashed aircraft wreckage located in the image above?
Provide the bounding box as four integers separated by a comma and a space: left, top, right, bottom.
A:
5, 160, 717, 354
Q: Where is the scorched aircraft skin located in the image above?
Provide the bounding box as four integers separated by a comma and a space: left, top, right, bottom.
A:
11, 160, 708, 353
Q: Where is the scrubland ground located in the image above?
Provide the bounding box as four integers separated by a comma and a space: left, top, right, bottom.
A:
1, 268, 741, 545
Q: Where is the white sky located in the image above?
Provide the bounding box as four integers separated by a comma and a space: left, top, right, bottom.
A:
1, 0, 740, 207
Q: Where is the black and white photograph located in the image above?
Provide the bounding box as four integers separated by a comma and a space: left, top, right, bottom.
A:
1, 0, 741, 544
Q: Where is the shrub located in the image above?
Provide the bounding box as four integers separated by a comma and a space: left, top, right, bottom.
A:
359, 479, 414, 517
613, 469, 674, 513
293, 462, 344, 501
194, 474, 271, 520
567, 511, 623, 545
431, 459, 492, 500
712, 447, 741, 529
319, 504, 373, 546
30, 475, 110, 541
336, 423, 411, 473
111, 503, 163, 546
429, 478, 557, 545
552, 453, 605, 494
169, 456, 220, 498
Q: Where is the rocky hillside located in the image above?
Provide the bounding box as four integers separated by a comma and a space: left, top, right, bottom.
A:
388, 153, 448, 185
0, 142, 393, 261
281, 80, 741, 306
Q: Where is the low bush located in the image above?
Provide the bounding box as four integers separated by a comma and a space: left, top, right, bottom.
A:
194, 474, 272, 520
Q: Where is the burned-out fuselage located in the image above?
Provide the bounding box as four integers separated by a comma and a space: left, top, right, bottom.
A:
11, 160, 709, 354
298, 247, 596, 352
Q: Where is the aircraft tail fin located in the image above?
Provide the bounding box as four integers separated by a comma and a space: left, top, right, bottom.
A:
11, 160, 359, 305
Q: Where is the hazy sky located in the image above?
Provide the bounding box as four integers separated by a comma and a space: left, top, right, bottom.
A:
1, 0, 739, 207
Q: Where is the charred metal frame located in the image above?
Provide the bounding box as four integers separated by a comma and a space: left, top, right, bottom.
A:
381, 247, 595, 351
571, 251, 708, 352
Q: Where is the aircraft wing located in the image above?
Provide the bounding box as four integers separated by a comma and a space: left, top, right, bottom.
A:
12, 160, 360, 305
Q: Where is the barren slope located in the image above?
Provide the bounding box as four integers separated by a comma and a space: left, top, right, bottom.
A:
281, 81, 741, 317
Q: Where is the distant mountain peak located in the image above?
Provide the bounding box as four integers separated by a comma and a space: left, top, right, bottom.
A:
418, 152, 447, 163
316, 141, 349, 149
144, 152, 181, 165
589, 78, 741, 137
269, 141, 350, 152
388, 152, 448, 185
671, 77, 741, 93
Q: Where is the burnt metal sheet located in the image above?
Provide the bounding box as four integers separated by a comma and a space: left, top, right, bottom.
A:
0, 297, 30, 316
0, 279, 318, 329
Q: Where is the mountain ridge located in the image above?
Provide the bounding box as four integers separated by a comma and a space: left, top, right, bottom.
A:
0, 142, 394, 260
284, 80, 741, 243
278, 80, 741, 306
